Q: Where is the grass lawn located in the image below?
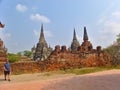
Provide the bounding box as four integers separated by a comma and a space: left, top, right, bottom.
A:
60, 65, 120, 75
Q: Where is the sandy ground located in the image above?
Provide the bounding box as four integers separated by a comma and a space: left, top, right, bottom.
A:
0, 69, 120, 90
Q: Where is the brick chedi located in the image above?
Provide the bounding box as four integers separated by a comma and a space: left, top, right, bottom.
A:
0, 38, 7, 62
48, 26, 111, 67
81, 27, 93, 53
4, 26, 111, 74
32, 24, 52, 61
70, 28, 80, 52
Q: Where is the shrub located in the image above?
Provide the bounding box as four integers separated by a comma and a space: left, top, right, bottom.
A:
8, 53, 20, 63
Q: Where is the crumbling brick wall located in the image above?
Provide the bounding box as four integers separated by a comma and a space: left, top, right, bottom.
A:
0, 45, 111, 75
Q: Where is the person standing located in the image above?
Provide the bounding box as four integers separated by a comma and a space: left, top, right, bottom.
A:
4, 60, 11, 81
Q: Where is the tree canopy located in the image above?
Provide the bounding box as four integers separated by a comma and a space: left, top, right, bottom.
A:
105, 33, 120, 65
17, 50, 32, 57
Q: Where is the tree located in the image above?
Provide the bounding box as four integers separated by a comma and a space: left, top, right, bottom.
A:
23, 50, 32, 57
8, 53, 20, 63
17, 50, 32, 57
117, 33, 120, 45
105, 33, 120, 65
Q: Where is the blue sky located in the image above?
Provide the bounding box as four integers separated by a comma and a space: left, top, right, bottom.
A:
0, 0, 120, 53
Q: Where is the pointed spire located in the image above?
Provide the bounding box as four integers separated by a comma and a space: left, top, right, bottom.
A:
39, 24, 46, 43
73, 28, 77, 41
71, 28, 80, 51
83, 26, 88, 41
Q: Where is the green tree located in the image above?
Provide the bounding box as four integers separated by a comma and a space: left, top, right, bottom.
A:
105, 33, 120, 65
23, 50, 32, 57
8, 53, 20, 63
117, 33, 120, 44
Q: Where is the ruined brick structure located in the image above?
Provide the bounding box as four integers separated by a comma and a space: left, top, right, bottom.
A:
18, 25, 111, 74
0, 26, 110, 74
48, 27, 110, 67
70, 28, 80, 52
32, 24, 52, 61
0, 23, 111, 75
0, 38, 7, 62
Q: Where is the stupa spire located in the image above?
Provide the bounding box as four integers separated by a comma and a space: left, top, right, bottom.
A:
73, 28, 77, 41
83, 26, 88, 41
71, 28, 80, 51
39, 24, 46, 43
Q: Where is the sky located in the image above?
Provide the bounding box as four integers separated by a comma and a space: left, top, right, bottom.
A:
0, 0, 120, 53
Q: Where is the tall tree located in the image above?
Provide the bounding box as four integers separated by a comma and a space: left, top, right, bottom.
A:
23, 50, 32, 57
117, 33, 120, 45
105, 33, 120, 65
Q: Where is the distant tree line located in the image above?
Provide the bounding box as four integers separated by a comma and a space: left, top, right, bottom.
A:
17, 50, 32, 57
105, 33, 120, 65
8, 50, 32, 63
8, 53, 20, 63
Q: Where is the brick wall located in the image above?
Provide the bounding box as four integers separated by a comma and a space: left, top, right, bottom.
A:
0, 53, 110, 75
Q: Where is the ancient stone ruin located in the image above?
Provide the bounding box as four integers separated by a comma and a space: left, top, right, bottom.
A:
0, 25, 111, 74
0, 23, 111, 74
0, 38, 7, 62
31, 24, 52, 61
0, 23, 7, 63
31, 25, 111, 67
48, 26, 111, 67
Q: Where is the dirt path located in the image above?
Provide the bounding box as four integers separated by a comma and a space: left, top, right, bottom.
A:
0, 69, 120, 90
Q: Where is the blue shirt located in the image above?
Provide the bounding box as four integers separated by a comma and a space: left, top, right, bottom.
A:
4, 63, 10, 71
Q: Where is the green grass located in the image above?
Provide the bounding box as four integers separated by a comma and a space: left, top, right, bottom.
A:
12, 65, 120, 75
60, 65, 120, 75
41, 65, 120, 76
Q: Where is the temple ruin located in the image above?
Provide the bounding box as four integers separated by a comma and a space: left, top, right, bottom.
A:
48, 26, 110, 67
0, 39, 7, 62
32, 24, 52, 61
31, 25, 110, 67
0, 22, 7, 62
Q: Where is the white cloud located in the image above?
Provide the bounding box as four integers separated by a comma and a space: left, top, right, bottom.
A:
98, 11, 120, 35
104, 21, 120, 34
112, 11, 120, 19
96, 11, 120, 48
16, 4, 27, 12
30, 13, 50, 23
